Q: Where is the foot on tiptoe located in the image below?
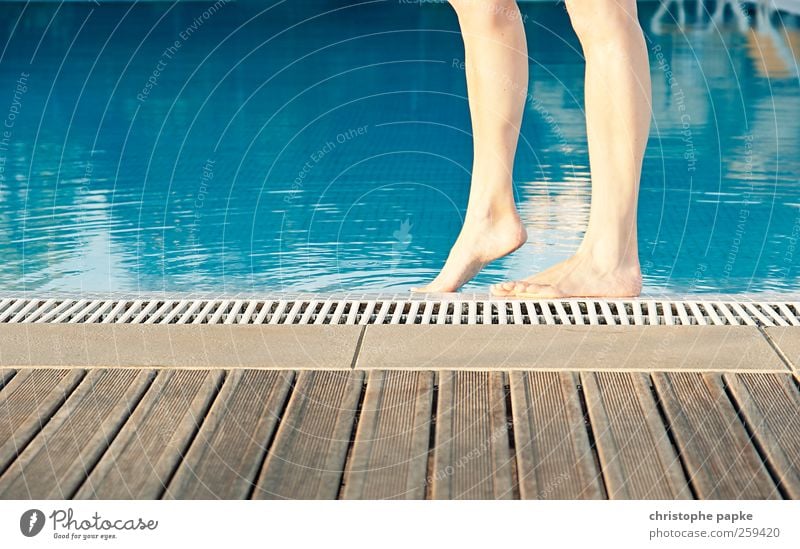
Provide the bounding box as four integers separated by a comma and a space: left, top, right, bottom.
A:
412, 213, 527, 293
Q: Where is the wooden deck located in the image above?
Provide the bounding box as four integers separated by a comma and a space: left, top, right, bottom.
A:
0, 324, 798, 500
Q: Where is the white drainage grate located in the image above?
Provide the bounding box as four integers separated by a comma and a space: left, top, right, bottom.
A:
0, 298, 798, 326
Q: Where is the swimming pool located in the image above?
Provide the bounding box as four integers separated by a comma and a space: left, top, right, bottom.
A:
0, 0, 798, 296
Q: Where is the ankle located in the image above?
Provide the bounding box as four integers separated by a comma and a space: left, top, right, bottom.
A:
464, 201, 520, 227
576, 239, 640, 275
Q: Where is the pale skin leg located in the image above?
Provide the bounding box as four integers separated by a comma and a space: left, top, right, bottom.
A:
415, 0, 652, 298
413, 0, 529, 292
492, 0, 651, 298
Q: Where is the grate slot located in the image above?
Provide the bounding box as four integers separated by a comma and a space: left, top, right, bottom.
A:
284, 301, 305, 325
265, 301, 288, 324
700, 301, 722, 325
53, 299, 91, 323
175, 300, 204, 324
8, 299, 43, 323
345, 301, 360, 325
100, 300, 131, 324
119, 300, 149, 323
467, 301, 478, 325
35, 299, 76, 323
568, 300, 585, 325
714, 302, 739, 325
747, 302, 784, 327
729, 302, 757, 326
239, 300, 259, 324
0, 299, 26, 322
420, 302, 434, 324
311, 300, 331, 325
613, 301, 629, 325
195, 300, 222, 324
209, 300, 232, 324
497, 301, 508, 325
374, 301, 391, 324
774, 303, 798, 326
540, 302, 556, 325
223, 300, 245, 324
358, 300, 377, 325
131, 300, 161, 324
250, 300, 271, 324
22, 299, 59, 323
145, 300, 176, 324
157, 300, 188, 324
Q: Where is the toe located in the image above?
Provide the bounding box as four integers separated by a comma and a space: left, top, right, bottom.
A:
513, 282, 563, 299
490, 280, 521, 296
490, 283, 509, 296
493, 279, 565, 299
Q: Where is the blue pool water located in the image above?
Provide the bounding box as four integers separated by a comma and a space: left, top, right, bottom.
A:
0, 0, 798, 295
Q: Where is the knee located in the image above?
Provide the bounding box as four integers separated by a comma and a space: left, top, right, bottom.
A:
565, 0, 640, 46
448, 0, 521, 28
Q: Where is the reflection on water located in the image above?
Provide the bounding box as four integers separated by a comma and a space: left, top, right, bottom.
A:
0, 0, 798, 295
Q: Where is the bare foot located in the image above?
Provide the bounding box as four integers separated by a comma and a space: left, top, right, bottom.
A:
413, 213, 527, 293
490, 252, 642, 298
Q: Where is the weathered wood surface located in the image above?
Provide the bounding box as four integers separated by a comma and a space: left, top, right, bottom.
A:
510, 371, 605, 499
0, 369, 85, 474
653, 373, 780, 499
431, 371, 514, 499
75, 369, 223, 499
723, 373, 800, 498
0, 369, 154, 499
342, 370, 433, 499
582, 372, 691, 499
165, 370, 294, 499
252, 370, 364, 499
0, 367, 797, 500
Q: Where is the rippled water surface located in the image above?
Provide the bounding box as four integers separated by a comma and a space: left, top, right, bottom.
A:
0, 0, 798, 294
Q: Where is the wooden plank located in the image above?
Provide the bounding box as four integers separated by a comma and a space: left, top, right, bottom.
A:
431, 371, 513, 499
582, 372, 691, 499
510, 371, 604, 499
75, 369, 223, 499
0, 368, 85, 474
723, 373, 800, 498
342, 370, 433, 500
0, 369, 16, 390
653, 372, 780, 499
0, 369, 155, 499
165, 370, 294, 499
253, 370, 364, 499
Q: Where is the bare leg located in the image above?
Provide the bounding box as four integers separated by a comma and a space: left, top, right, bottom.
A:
413, 0, 528, 292
492, 0, 651, 298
